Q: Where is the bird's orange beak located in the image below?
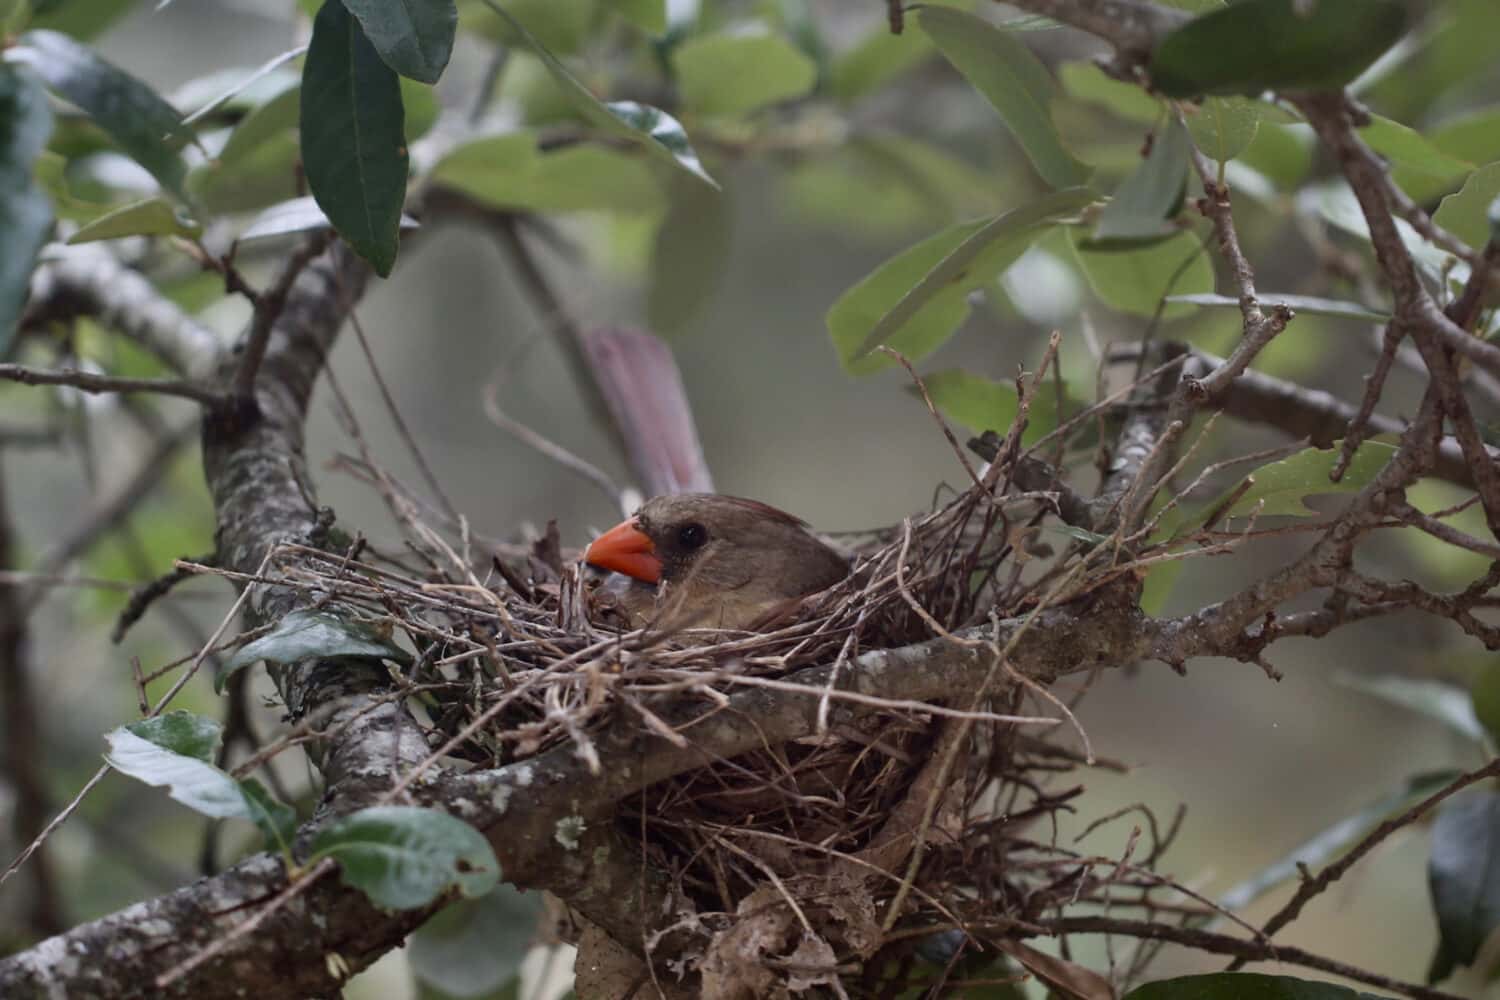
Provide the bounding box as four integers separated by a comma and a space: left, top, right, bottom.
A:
585, 518, 662, 584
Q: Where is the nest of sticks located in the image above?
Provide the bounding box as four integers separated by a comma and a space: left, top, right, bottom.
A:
252, 347, 1212, 998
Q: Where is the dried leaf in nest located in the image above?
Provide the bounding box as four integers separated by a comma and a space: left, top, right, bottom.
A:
701, 885, 798, 1000
996, 939, 1116, 1000
575, 918, 654, 1000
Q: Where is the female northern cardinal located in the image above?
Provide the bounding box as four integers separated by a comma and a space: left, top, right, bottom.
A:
585, 494, 850, 631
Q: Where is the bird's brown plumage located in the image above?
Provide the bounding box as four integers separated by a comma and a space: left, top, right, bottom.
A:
586, 493, 849, 631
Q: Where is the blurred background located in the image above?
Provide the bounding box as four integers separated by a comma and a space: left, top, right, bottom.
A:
2, 0, 1498, 996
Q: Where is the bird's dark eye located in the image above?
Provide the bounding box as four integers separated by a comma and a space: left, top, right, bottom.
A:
677, 523, 708, 550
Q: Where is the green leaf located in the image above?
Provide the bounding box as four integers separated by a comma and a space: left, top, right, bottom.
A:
917, 369, 1086, 447
1068, 228, 1212, 317
778, 132, 1002, 239
612, 0, 664, 34
67, 195, 200, 243
408, 885, 542, 997
301, 0, 410, 277
432, 133, 664, 214
1238, 122, 1314, 190
1058, 61, 1160, 123
828, 21, 935, 102
174, 52, 304, 127
1429, 792, 1500, 982
218, 81, 300, 167
477, 0, 716, 189
1185, 97, 1261, 165
648, 175, 729, 334
121, 710, 222, 763
830, 187, 1096, 374
672, 31, 817, 118
1149, 0, 1408, 98
104, 711, 299, 853
401, 76, 440, 141
1220, 770, 1462, 912
29, 0, 134, 41
188, 130, 301, 215
342, 0, 457, 84
1207, 440, 1396, 520
0, 65, 54, 355
459, 0, 595, 53
1364, 115, 1473, 204
309, 805, 500, 910
1473, 668, 1500, 750
1165, 292, 1389, 322
1334, 674, 1487, 745
917, 6, 1092, 190
1089, 118, 1190, 246
1128, 972, 1392, 1000
1428, 108, 1500, 171
219, 608, 410, 693
11, 30, 190, 198
1434, 162, 1500, 252
240, 196, 423, 245
240, 777, 298, 857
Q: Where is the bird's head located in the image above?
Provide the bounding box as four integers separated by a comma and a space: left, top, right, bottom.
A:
585, 493, 849, 602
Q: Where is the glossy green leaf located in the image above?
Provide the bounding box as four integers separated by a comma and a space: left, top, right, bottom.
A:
219, 608, 410, 693
237, 196, 332, 242
104, 712, 300, 853
1429, 792, 1500, 983
1068, 228, 1212, 317
1219, 770, 1461, 912
1471, 668, 1500, 750
175, 51, 305, 127
119, 710, 221, 763
1058, 61, 1160, 123
831, 187, 1095, 373
648, 175, 729, 334
12, 30, 190, 198
342, 0, 457, 84
1089, 118, 1189, 246
917, 6, 1091, 190
917, 369, 1086, 447
309, 805, 500, 910
29, 0, 134, 40
432, 133, 664, 214
672, 32, 817, 118
301, 0, 409, 276
459, 0, 595, 53
1335, 674, 1487, 745
188, 130, 301, 215
612, 0, 664, 34
401, 76, 440, 141
408, 885, 542, 997
240, 777, 298, 857
1428, 108, 1500, 170
1166, 292, 1389, 322
0, 65, 54, 355
1185, 97, 1261, 164
1208, 440, 1396, 520
478, 0, 716, 189
217, 82, 300, 166
1434, 163, 1500, 252
1365, 116, 1473, 204
1238, 122, 1314, 190
779, 132, 1002, 239
1304, 179, 1451, 276
829, 21, 935, 102
67, 195, 200, 243
1128, 973, 1392, 1000
1149, 0, 1408, 98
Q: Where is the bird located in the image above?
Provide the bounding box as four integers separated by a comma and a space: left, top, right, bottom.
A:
584, 493, 850, 632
